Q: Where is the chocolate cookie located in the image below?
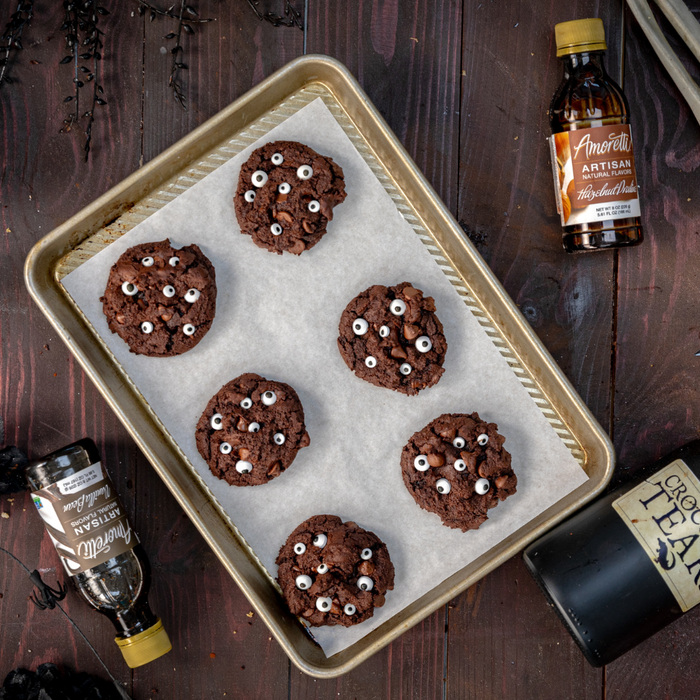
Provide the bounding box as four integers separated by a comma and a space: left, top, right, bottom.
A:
401, 413, 517, 531
234, 140, 346, 255
195, 373, 310, 487
101, 239, 217, 357
337, 282, 447, 395
276, 515, 395, 627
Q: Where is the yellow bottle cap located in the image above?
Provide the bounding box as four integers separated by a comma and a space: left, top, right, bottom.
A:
115, 619, 172, 668
555, 18, 607, 57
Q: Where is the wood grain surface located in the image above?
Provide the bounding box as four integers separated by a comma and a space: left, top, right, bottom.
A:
2, 0, 700, 698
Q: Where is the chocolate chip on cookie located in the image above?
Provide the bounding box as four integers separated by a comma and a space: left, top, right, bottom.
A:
196, 373, 310, 486
401, 412, 517, 531
234, 140, 346, 255
337, 282, 447, 395
101, 239, 217, 357
276, 514, 395, 627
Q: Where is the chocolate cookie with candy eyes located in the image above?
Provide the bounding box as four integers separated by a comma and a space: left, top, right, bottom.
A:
195, 373, 310, 487
234, 140, 347, 255
276, 514, 395, 627
401, 412, 517, 532
337, 282, 448, 396
100, 239, 217, 357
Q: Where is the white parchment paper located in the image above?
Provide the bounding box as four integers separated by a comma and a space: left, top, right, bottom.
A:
62, 98, 588, 657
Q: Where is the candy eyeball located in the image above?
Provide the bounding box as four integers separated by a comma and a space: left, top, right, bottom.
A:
121, 281, 138, 296
163, 285, 176, 298
278, 182, 291, 194
414, 455, 430, 471
271, 223, 283, 236
477, 433, 489, 446
307, 200, 320, 213
379, 325, 390, 338
389, 299, 406, 316
261, 390, 277, 406
365, 356, 377, 368
454, 459, 467, 472
251, 170, 268, 187
399, 363, 412, 375
293, 542, 306, 555
273, 433, 286, 445
182, 324, 196, 336
184, 288, 201, 303
415, 336, 432, 353
248, 422, 260, 433
235, 460, 253, 474
141, 256, 154, 267
219, 442, 232, 455
295, 574, 312, 590
240, 397, 253, 409
475, 478, 490, 495
271, 152, 284, 165
140, 321, 154, 334
357, 576, 374, 591
316, 597, 332, 612
168, 256, 179, 267
210, 413, 223, 430
353, 318, 369, 335
313, 533, 327, 548
344, 603, 356, 616
436, 478, 451, 494
453, 437, 466, 449
316, 563, 329, 574
297, 165, 313, 180
360, 548, 373, 560
244, 190, 256, 203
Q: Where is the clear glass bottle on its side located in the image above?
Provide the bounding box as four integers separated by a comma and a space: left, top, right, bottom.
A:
549, 18, 643, 252
25, 438, 171, 668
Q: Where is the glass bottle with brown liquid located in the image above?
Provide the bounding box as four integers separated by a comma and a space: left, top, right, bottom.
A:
25, 438, 172, 668
549, 18, 644, 252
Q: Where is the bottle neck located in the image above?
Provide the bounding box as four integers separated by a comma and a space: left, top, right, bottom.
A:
560, 51, 606, 80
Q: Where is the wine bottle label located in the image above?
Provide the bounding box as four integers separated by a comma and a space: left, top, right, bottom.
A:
549, 124, 641, 227
31, 461, 138, 576
613, 459, 700, 612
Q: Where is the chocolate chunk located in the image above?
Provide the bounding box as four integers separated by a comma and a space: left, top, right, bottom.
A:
276, 515, 394, 627
401, 413, 517, 531
234, 140, 346, 255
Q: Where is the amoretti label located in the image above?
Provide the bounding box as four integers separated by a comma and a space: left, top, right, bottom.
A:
549, 124, 641, 227
31, 462, 138, 576
613, 459, 700, 612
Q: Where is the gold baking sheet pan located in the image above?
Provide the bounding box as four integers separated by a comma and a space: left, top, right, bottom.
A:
25, 55, 614, 677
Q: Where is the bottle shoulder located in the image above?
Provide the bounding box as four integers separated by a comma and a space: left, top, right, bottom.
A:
550, 70, 630, 132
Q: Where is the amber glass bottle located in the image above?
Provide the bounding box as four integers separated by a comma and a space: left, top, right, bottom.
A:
25, 438, 171, 668
549, 18, 643, 252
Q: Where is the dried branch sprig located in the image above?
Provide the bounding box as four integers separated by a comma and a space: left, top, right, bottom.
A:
247, 0, 303, 29
136, 0, 213, 110
59, 1, 109, 161
0, 1, 35, 88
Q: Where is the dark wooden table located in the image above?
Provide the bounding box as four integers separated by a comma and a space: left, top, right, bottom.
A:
2, 1, 700, 698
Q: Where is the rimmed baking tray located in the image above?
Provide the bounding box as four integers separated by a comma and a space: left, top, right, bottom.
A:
25, 54, 614, 678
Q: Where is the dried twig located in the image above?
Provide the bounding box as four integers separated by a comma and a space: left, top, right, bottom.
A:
0, 1, 34, 87
59, 1, 109, 160
247, 0, 303, 29
136, 0, 213, 110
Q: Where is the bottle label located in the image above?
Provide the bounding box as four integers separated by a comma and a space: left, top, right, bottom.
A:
549, 124, 641, 227
31, 462, 138, 576
613, 459, 700, 612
